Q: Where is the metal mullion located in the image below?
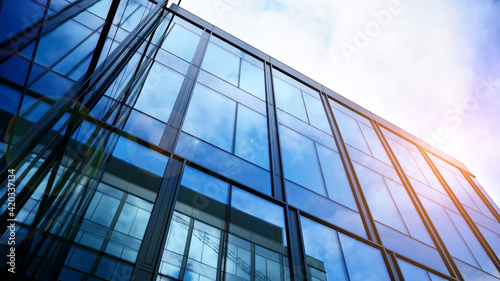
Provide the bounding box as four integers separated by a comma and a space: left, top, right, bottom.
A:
264, 63, 284, 201
371, 120, 463, 280
285, 207, 306, 281
132, 157, 185, 280
88, 192, 129, 277
219, 180, 234, 281
0, 2, 168, 183
4, 0, 53, 162
311, 141, 330, 199
0, 0, 98, 64
161, 29, 210, 152
178, 217, 195, 280
460, 170, 500, 223
417, 145, 500, 274
320, 93, 380, 244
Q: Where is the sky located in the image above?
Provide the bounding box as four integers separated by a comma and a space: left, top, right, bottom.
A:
179, 0, 500, 206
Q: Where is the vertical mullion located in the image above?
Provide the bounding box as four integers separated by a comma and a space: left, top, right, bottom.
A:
131, 156, 185, 280
264, 63, 284, 201
370, 119, 463, 280
320, 93, 380, 244
320, 94, 404, 280
417, 145, 500, 275
460, 170, 500, 223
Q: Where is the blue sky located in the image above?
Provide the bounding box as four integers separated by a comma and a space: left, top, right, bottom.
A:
181, 0, 500, 206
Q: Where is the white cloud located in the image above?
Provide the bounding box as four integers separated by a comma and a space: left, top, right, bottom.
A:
180, 0, 500, 205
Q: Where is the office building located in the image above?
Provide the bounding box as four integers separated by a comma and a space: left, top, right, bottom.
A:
0, 1, 499, 280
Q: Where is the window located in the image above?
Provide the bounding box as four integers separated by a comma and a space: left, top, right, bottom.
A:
158, 167, 290, 281
202, 38, 265, 100
273, 69, 331, 134
301, 216, 391, 281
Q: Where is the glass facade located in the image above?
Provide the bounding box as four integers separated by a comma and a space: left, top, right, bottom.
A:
1, 2, 499, 281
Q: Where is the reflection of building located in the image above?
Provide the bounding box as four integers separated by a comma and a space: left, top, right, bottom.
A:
0, 1, 500, 281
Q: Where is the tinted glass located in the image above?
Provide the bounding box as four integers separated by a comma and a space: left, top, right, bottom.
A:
183, 84, 236, 152
134, 62, 185, 123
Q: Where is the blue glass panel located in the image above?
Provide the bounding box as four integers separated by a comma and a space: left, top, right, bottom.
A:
20, 95, 50, 122
29, 71, 74, 97
183, 84, 236, 152
419, 196, 479, 267
279, 125, 326, 196
231, 187, 285, 230
34, 20, 93, 67
134, 62, 185, 123
181, 165, 230, 204
302, 93, 332, 134
353, 162, 408, 234
477, 224, 500, 259
0, 56, 30, 85
377, 222, 448, 274
357, 122, 392, 164
437, 165, 479, 211
124, 6, 147, 30
123, 110, 166, 145
53, 32, 99, 75
74, 10, 105, 30
68, 55, 92, 81
155, 49, 190, 75
239, 59, 266, 100
197, 70, 267, 116
384, 178, 434, 245
338, 233, 391, 281
0, 0, 46, 42
112, 136, 169, 176
162, 23, 201, 62
202, 42, 240, 86
0, 84, 22, 114
95, 256, 116, 280
176, 132, 272, 196
331, 107, 371, 155
67, 247, 97, 272
234, 105, 270, 170
287, 181, 366, 238
447, 210, 499, 277
315, 143, 357, 210
454, 259, 500, 281
273, 76, 308, 122
300, 216, 349, 281
277, 109, 337, 151
397, 259, 432, 281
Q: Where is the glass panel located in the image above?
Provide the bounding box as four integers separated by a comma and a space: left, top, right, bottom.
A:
180, 165, 230, 204
112, 136, 169, 176
202, 42, 240, 86
315, 143, 357, 210
175, 132, 272, 196
31, 20, 93, 68
183, 84, 236, 152
273, 76, 308, 122
159, 170, 289, 281
161, 22, 201, 62
302, 93, 331, 134
353, 162, 408, 234
279, 125, 326, 196
287, 181, 366, 238
234, 104, 270, 170
301, 216, 350, 281
133, 62, 185, 123
301, 216, 391, 281
239, 59, 266, 100
339, 233, 391, 281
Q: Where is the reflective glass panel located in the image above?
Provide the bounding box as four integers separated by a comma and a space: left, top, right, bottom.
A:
133, 62, 185, 123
